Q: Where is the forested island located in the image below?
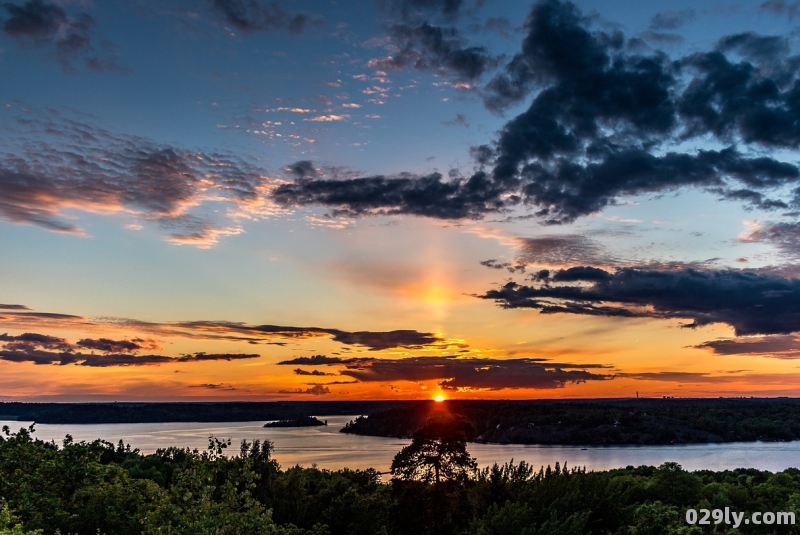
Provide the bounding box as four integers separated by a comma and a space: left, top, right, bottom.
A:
341, 398, 800, 445
1, 417, 799, 535
264, 416, 327, 428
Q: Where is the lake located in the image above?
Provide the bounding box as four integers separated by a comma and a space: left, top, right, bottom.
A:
3, 415, 800, 474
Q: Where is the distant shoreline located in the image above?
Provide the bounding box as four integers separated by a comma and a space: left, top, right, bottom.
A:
3, 398, 800, 446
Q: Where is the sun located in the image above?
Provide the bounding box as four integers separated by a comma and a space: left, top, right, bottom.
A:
433, 395, 446, 402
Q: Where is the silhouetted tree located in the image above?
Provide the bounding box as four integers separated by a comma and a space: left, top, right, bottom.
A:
390, 415, 477, 484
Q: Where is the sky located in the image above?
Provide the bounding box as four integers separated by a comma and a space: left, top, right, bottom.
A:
4, 0, 800, 401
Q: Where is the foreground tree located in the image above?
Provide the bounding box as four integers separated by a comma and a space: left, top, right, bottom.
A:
390, 415, 477, 484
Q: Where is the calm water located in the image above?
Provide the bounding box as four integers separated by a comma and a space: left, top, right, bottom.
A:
3, 415, 800, 474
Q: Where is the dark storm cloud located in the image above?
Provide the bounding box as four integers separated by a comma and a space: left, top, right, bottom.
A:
693, 335, 800, 358
274, 0, 800, 224
0, 305, 31, 310
336, 356, 612, 391
211, 0, 320, 34
649, 9, 695, 30
373, 22, 498, 82
480, 267, 800, 336
293, 368, 336, 376
1, 0, 121, 71
0, 108, 270, 245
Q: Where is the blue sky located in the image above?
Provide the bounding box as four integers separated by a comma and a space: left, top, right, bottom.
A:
3, 0, 800, 400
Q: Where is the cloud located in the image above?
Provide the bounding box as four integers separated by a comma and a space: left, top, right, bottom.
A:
759, 0, 800, 19
271, 171, 511, 220
279, 355, 344, 365
649, 9, 695, 30
371, 22, 498, 82
0, 108, 275, 246
151, 321, 444, 350
515, 234, 614, 267
739, 221, 800, 260
338, 355, 612, 391
277, 354, 611, 391
293, 368, 336, 376
1, 0, 122, 71
75, 337, 159, 354
442, 113, 470, 127
387, 0, 467, 21
480, 266, 800, 336
0, 332, 72, 351
271, 0, 800, 225
278, 385, 331, 395
0, 307, 445, 352
189, 383, 237, 391
618, 371, 743, 383
284, 160, 318, 179
0, 304, 31, 310
0, 347, 260, 367
693, 334, 800, 358
619, 370, 800, 384
211, 0, 321, 34
303, 114, 349, 122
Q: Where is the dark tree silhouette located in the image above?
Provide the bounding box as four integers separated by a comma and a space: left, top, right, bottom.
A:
390, 415, 477, 484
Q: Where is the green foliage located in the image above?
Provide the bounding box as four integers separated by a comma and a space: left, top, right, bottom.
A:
0, 503, 41, 535
4, 425, 800, 534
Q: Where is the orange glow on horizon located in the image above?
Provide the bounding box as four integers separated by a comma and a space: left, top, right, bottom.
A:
434, 395, 445, 402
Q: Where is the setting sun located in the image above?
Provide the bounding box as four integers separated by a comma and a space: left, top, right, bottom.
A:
434, 395, 445, 402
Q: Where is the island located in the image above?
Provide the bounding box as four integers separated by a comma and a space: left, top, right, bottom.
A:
264, 416, 327, 428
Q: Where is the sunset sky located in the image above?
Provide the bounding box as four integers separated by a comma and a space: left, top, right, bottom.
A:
4, 0, 800, 401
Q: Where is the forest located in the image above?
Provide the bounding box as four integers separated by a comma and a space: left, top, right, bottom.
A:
341, 399, 800, 444
2, 413, 800, 535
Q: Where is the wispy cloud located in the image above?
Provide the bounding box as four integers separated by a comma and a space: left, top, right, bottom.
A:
0, 107, 278, 247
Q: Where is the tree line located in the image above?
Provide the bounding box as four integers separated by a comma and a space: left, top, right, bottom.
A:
2, 415, 800, 534
341, 399, 800, 444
